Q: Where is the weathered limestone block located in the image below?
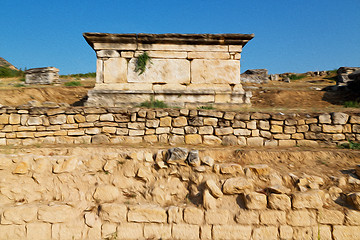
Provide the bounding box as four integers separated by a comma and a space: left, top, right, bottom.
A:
203, 135, 222, 145
103, 58, 127, 83
38, 205, 75, 223
219, 163, 243, 175
287, 210, 316, 226
347, 192, 360, 210
233, 128, 251, 136
260, 210, 286, 225
100, 113, 114, 121
27, 116, 43, 125
191, 59, 240, 84
185, 134, 202, 144
245, 164, 270, 176
49, 114, 67, 124
172, 224, 199, 240
319, 113, 331, 123
203, 189, 217, 210
116, 223, 143, 240
245, 192, 267, 210
333, 226, 360, 240
252, 226, 278, 240
0, 225, 26, 240
323, 124, 343, 133
332, 112, 349, 124
235, 210, 259, 224
212, 225, 252, 240
205, 209, 230, 224
247, 137, 264, 146
172, 116, 187, 127
26, 222, 52, 240
292, 191, 323, 209
167, 206, 183, 223
2, 205, 37, 224
93, 185, 120, 203
268, 194, 291, 210
100, 203, 127, 222
12, 161, 30, 174
345, 209, 360, 225
184, 207, 204, 224
128, 58, 190, 84
279, 225, 293, 239
222, 177, 253, 194
205, 179, 223, 198
198, 126, 213, 135
318, 209, 344, 224
144, 224, 172, 239
214, 127, 233, 135
52, 156, 78, 173
128, 205, 167, 223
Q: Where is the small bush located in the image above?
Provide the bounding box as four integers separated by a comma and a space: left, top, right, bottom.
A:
139, 97, 168, 108
0, 66, 24, 78
64, 81, 82, 86
338, 141, 360, 150
14, 83, 25, 87
288, 74, 306, 80
344, 101, 360, 108
60, 72, 96, 78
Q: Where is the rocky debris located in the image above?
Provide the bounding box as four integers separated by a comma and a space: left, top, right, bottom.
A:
187, 150, 200, 167
222, 177, 253, 194
205, 179, 223, 198
241, 69, 269, 83
337, 67, 360, 86
166, 147, 189, 165
347, 192, 360, 210
201, 156, 214, 167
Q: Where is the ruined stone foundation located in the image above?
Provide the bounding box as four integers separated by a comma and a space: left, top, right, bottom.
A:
83, 33, 254, 108
0, 146, 360, 239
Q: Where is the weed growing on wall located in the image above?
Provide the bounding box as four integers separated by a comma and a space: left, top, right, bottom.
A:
338, 141, 360, 150
135, 52, 152, 75
139, 96, 168, 108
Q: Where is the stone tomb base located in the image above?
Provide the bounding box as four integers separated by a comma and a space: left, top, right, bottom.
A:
83, 33, 254, 107
86, 83, 252, 108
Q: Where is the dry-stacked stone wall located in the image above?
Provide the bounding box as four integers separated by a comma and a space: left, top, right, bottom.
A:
0, 106, 359, 146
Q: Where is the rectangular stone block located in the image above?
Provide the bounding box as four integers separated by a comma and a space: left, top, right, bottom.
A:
144, 224, 171, 239
172, 224, 199, 240
0, 225, 26, 240
147, 50, 187, 58
205, 209, 230, 225
287, 210, 316, 226
235, 210, 259, 224
127, 58, 190, 84
184, 207, 204, 225
212, 225, 252, 240
318, 209, 344, 224
26, 223, 52, 240
252, 226, 278, 240
128, 205, 167, 223
100, 203, 127, 223
138, 43, 229, 52
191, 59, 240, 84
116, 223, 143, 240
38, 205, 75, 223
333, 226, 360, 240
260, 210, 286, 225
2, 205, 37, 224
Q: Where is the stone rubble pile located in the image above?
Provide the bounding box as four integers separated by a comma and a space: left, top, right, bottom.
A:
0, 146, 359, 239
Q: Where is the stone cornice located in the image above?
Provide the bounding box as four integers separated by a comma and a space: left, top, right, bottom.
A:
83, 32, 254, 49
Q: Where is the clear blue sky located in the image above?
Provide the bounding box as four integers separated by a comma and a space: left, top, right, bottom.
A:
1, 0, 359, 75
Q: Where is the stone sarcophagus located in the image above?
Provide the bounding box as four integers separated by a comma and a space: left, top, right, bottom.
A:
25, 67, 59, 85
83, 33, 254, 108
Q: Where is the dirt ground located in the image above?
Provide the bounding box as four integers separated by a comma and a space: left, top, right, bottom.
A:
1, 74, 359, 112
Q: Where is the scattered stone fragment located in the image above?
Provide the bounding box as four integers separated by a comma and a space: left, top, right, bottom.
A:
201, 156, 214, 167
267, 185, 291, 194
194, 166, 206, 172
347, 192, 360, 210
166, 147, 189, 165
187, 150, 200, 167
245, 164, 270, 176
220, 163, 243, 175
203, 189, 217, 210
205, 179, 223, 198
222, 177, 253, 194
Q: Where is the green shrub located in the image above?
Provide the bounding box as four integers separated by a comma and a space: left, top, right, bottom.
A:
64, 81, 82, 86
0, 66, 24, 78
344, 101, 360, 108
139, 97, 168, 108
288, 74, 306, 80
60, 72, 96, 78
338, 141, 360, 150
14, 83, 25, 87
135, 52, 152, 75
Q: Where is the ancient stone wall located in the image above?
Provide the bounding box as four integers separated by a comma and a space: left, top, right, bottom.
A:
0, 146, 359, 239
0, 107, 359, 147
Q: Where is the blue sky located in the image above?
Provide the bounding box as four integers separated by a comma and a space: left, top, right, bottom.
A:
1, 0, 359, 75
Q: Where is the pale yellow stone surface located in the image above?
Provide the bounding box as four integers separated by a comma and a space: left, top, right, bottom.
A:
144, 223, 172, 239
127, 58, 190, 84
103, 57, 127, 83
172, 224, 199, 240
191, 59, 240, 84
128, 205, 167, 223
188, 51, 230, 59
212, 225, 252, 240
